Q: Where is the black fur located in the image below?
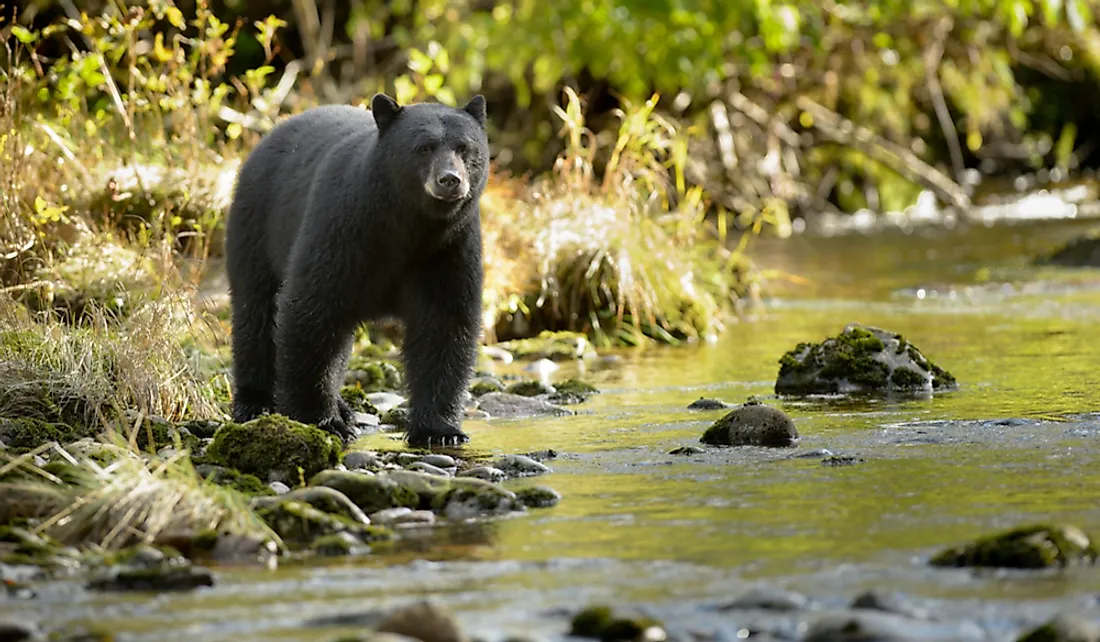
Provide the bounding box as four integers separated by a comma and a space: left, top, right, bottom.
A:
225, 94, 489, 446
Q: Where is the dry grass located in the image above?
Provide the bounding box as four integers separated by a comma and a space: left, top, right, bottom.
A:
0, 441, 274, 550
0, 291, 225, 428
482, 88, 751, 346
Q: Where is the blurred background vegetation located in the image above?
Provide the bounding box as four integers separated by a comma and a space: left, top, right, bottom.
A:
2, 0, 1099, 349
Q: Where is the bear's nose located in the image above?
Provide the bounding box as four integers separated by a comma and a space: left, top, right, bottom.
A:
437, 170, 462, 188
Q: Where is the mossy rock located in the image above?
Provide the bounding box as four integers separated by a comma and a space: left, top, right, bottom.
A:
1039, 229, 1100, 267
196, 464, 274, 496
0, 417, 87, 452
431, 477, 520, 518
344, 359, 403, 392
930, 524, 1097, 569
515, 485, 561, 508
505, 379, 555, 397
339, 385, 381, 415
308, 469, 420, 514
380, 406, 410, 430
555, 379, 599, 396
775, 324, 956, 396
700, 400, 798, 447
496, 330, 597, 361
1016, 613, 1100, 642
570, 605, 665, 641
256, 499, 393, 545
204, 415, 341, 483
469, 377, 505, 397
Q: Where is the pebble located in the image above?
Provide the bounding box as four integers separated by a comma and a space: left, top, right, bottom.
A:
458, 466, 508, 482
268, 481, 290, 495
419, 454, 457, 468
494, 454, 552, 477
406, 462, 451, 477
343, 450, 382, 470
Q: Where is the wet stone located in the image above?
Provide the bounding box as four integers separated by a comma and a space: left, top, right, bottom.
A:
851, 589, 930, 620
669, 446, 705, 456
719, 586, 810, 611
268, 481, 290, 495
406, 461, 451, 477
419, 454, 457, 469
823, 455, 866, 466
1016, 613, 1100, 642
375, 600, 467, 642
687, 397, 734, 410
343, 450, 382, 470
88, 561, 215, 593
700, 400, 798, 447
930, 523, 1097, 569
369, 507, 414, 525
459, 466, 507, 482
391, 510, 436, 527
476, 392, 573, 419
494, 454, 552, 477
515, 485, 561, 508
789, 448, 834, 459
0, 618, 41, 641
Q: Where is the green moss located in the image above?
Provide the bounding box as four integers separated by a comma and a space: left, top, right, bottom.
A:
571, 606, 614, 637
204, 415, 341, 482
505, 380, 553, 397
496, 330, 596, 361
380, 407, 409, 430
554, 379, 599, 396
0, 417, 84, 452
345, 359, 403, 392
256, 499, 393, 545
931, 362, 957, 390
431, 478, 518, 514
339, 385, 380, 415
470, 379, 505, 396
930, 523, 1097, 569
310, 533, 356, 556
890, 366, 926, 388
515, 485, 561, 508
191, 529, 219, 552
308, 470, 420, 514
570, 605, 663, 641
200, 466, 273, 496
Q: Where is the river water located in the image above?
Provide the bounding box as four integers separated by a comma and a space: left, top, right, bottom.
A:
6, 216, 1100, 640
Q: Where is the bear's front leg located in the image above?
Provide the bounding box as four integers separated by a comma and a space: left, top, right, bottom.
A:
401, 238, 483, 447
273, 277, 359, 444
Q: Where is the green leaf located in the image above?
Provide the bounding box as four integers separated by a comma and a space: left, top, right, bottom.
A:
11, 26, 38, 44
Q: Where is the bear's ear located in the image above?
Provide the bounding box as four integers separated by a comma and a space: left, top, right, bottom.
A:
463, 95, 487, 128
371, 93, 402, 132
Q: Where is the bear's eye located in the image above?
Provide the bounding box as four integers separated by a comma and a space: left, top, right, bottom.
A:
456, 143, 469, 156
415, 143, 434, 155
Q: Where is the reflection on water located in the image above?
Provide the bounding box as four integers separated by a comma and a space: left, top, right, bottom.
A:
7, 217, 1100, 640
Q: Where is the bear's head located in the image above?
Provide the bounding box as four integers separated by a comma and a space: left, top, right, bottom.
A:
371, 93, 489, 214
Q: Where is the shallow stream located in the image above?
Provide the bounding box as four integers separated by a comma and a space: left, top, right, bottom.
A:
7, 216, 1100, 641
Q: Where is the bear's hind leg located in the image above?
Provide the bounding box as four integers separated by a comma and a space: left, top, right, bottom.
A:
229, 273, 280, 423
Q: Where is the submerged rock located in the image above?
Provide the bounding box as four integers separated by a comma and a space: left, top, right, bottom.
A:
458, 466, 507, 482
850, 589, 930, 620
494, 454, 552, 477
668, 446, 705, 456
775, 324, 957, 396
1039, 230, 1100, 267
505, 380, 556, 397
1016, 613, 1100, 642
804, 610, 923, 641
930, 523, 1097, 569
376, 601, 467, 642
570, 605, 667, 641
687, 398, 734, 410
719, 586, 810, 611
87, 557, 215, 593
548, 379, 600, 405
515, 486, 561, 508
204, 415, 341, 483
476, 392, 573, 419
700, 400, 798, 447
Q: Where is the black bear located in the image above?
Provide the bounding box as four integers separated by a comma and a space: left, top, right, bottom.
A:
225, 93, 488, 446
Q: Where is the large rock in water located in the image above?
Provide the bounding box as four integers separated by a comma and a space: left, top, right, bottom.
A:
930, 523, 1097, 569
775, 324, 956, 396
700, 400, 798, 447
